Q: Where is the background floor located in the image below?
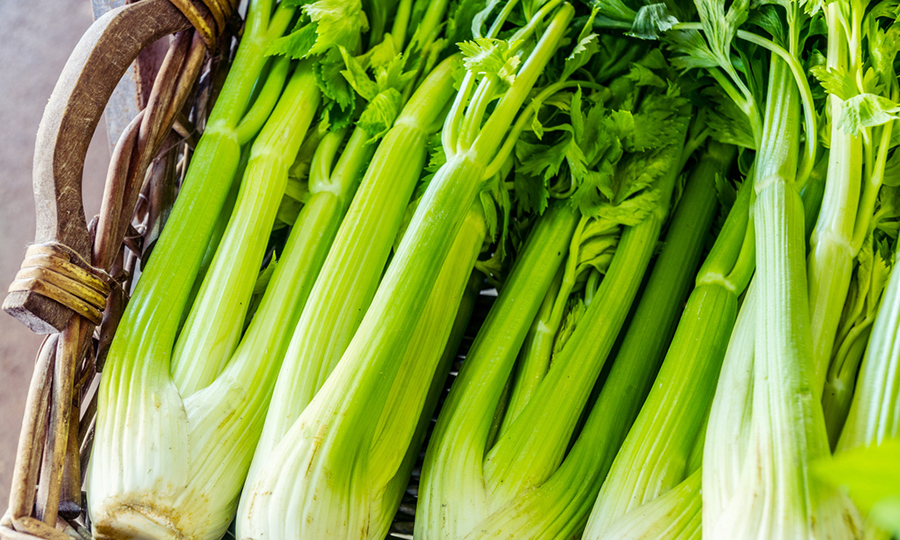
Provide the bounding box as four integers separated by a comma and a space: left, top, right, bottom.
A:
0, 0, 109, 512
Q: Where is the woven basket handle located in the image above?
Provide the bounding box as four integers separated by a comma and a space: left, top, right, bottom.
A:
2, 0, 191, 334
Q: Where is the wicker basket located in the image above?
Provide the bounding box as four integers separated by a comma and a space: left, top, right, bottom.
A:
1, 1, 239, 537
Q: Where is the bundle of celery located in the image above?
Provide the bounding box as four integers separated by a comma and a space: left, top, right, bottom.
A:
588, 0, 900, 537
87, 0, 397, 537
78, 0, 900, 538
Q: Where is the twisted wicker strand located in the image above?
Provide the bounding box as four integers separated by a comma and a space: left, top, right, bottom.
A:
168, 0, 238, 48
4, 19, 218, 539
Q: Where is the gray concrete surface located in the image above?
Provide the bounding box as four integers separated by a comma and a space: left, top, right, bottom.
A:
0, 0, 109, 512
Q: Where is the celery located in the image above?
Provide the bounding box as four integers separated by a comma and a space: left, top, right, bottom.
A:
840, 237, 900, 450
807, 1, 864, 391
415, 200, 581, 540
457, 139, 727, 540
584, 143, 738, 538
824, 225, 895, 444
234, 5, 575, 538
248, 54, 460, 481
170, 58, 319, 394
601, 469, 703, 540
86, 1, 376, 537
703, 277, 758, 526
835, 234, 900, 539
417, 53, 695, 536
815, 1, 900, 443
478, 99, 687, 517
623, 0, 864, 536
676, 0, 857, 535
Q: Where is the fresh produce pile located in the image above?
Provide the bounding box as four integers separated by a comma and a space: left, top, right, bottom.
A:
81, 0, 900, 537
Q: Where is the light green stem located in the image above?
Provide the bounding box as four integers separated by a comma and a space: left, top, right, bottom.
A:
170, 62, 320, 396
808, 3, 863, 398
250, 59, 458, 474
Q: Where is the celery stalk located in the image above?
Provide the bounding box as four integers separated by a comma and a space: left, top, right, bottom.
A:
706, 50, 857, 539
807, 3, 863, 390
601, 470, 703, 540
416, 200, 581, 540
814, 0, 900, 442
498, 216, 619, 433
835, 240, 900, 540
235, 7, 575, 537
248, 58, 459, 476
703, 278, 757, 526
170, 59, 320, 395
483, 191, 679, 505
455, 140, 727, 540
236, 196, 487, 540
369, 207, 488, 534
584, 143, 738, 538
383, 272, 483, 535
85, 1, 377, 536
839, 240, 900, 449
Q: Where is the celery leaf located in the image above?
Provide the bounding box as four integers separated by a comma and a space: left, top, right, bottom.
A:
669, 30, 721, 70
627, 63, 667, 88
811, 65, 856, 101
458, 38, 522, 85
340, 47, 380, 100
597, 188, 661, 225
517, 136, 570, 182
629, 3, 678, 40
838, 94, 900, 135
813, 439, 900, 536
303, 0, 369, 56
358, 89, 403, 140
513, 170, 550, 215
267, 22, 319, 59
562, 6, 601, 80
315, 49, 355, 129
694, 0, 750, 67
627, 88, 689, 152
705, 88, 757, 148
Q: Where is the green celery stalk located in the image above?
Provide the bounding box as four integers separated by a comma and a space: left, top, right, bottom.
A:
747, 56, 834, 538
383, 271, 483, 535
235, 6, 576, 538
480, 118, 687, 511
583, 143, 738, 538
807, 2, 863, 391
85, 1, 376, 536
416, 200, 581, 540
236, 197, 488, 540
823, 231, 893, 446
815, 1, 900, 443
601, 469, 703, 540
178, 148, 246, 335
369, 208, 487, 535
835, 238, 900, 540
248, 57, 460, 477
703, 277, 757, 526
705, 44, 857, 539
170, 58, 319, 395
659, 1, 861, 536
839, 240, 900, 449
499, 217, 620, 432
446, 139, 727, 540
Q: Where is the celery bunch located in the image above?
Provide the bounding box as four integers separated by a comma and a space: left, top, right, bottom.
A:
76, 0, 900, 538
